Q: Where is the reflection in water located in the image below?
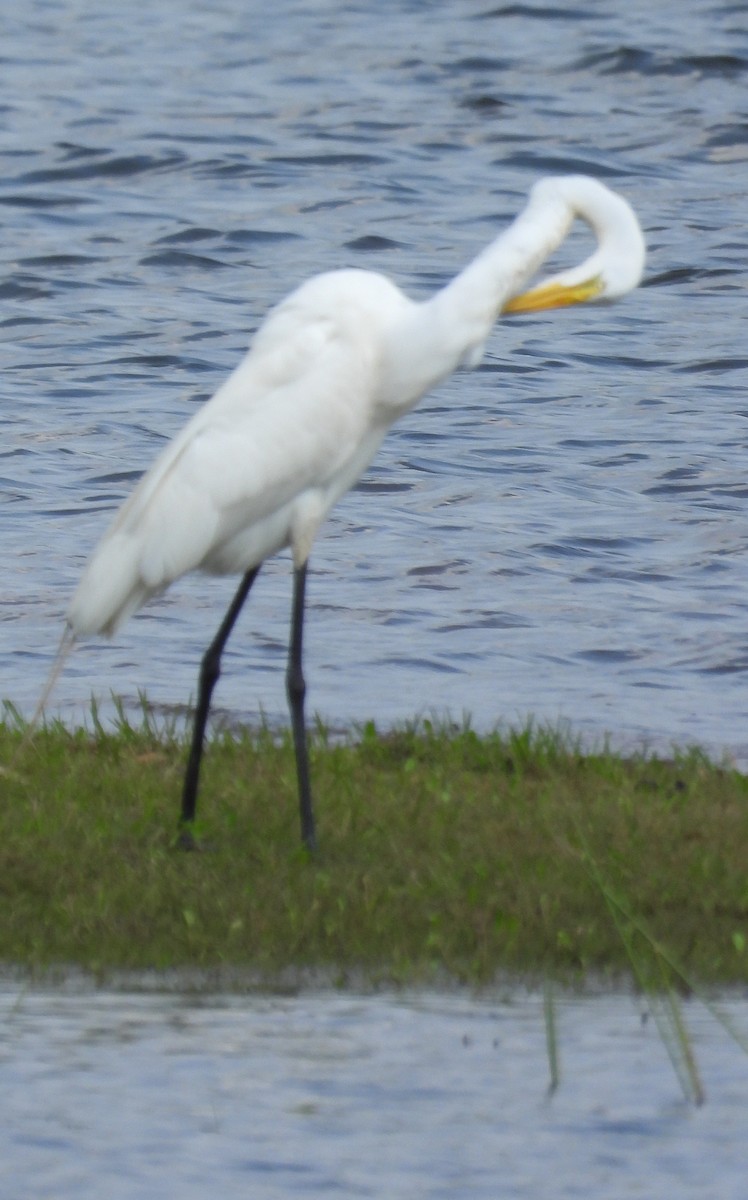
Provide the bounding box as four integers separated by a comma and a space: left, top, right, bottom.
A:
3, 983, 747, 1199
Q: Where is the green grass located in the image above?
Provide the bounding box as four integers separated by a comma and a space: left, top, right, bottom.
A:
2, 711, 748, 988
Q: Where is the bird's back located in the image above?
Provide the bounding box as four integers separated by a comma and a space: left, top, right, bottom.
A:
67, 269, 411, 636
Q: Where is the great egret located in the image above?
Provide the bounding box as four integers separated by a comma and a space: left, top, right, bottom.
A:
47, 175, 645, 850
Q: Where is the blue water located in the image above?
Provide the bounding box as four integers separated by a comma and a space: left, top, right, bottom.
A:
3, 3, 748, 1191
3, 0, 748, 763
3, 982, 748, 1199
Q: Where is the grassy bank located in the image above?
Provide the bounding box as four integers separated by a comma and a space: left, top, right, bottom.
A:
2, 713, 747, 987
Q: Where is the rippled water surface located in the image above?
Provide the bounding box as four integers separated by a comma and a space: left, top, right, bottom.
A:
4, 8, 748, 1193
3, 0, 748, 761
3, 984, 748, 1199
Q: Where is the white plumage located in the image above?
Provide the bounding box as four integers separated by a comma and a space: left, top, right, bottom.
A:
68, 176, 644, 640
52, 174, 645, 848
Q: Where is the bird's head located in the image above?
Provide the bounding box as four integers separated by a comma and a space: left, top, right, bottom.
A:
502, 175, 646, 315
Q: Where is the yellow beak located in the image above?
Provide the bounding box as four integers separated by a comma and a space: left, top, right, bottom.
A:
503, 274, 604, 314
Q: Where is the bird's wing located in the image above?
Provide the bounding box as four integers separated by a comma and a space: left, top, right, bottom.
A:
98, 312, 379, 590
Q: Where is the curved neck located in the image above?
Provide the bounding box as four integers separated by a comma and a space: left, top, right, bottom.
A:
437, 187, 574, 342
380, 187, 575, 409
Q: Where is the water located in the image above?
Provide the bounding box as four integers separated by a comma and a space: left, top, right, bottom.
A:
2, 0, 748, 762
2, 7, 748, 1188
2, 982, 747, 1199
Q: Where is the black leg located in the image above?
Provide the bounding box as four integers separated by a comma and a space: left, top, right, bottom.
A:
178, 565, 261, 845
287, 561, 317, 851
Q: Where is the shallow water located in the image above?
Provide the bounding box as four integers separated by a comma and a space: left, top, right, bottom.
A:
2, 0, 748, 762
3, 983, 747, 1199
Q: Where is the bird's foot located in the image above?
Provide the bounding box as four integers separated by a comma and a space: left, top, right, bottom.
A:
175, 824, 201, 852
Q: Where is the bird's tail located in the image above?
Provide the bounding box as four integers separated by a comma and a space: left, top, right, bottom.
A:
67, 532, 152, 637
24, 625, 77, 743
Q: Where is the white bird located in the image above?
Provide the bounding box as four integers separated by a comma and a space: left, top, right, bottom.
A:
46, 175, 645, 850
